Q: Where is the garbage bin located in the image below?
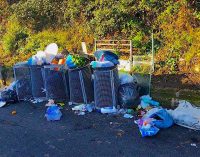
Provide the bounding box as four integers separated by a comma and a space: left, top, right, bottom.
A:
29, 65, 46, 99
43, 65, 69, 101
13, 62, 32, 101
68, 64, 93, 104
93, 66, 119, 108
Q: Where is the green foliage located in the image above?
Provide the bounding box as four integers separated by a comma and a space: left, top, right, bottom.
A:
12, 0, 66, 31
71, 54, 89, 68
131, 64, 153, 74
0, 0, 199, 74
166, 58, 178, 74
156, 1, 200, 73
23, 30, 69, 54
2, 17, 29, 55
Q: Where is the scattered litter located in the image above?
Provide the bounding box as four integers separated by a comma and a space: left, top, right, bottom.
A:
45, 99, 55, 107
117, 108, 127, 114
100, 107, 117, 114
57, 102, 65, 107
123, 113, 133, 119
77, 111, 86, 116
45, 104, 62, 121
127, 109, 134, 114
140, 95, 160, 109
31, 97, 47, 104
167, 100, 200, 130
116, 129, 125, 137
99, 107, 135, 119
191, 143, 197, 148
11, 110, 17, 115
0, 101, 6, 107
135, 118, 160, 137
72, 103, 95, 115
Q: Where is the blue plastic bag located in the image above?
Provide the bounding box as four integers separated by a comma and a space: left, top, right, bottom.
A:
45, 105, 62, 121
94, 50, 119, 65
135, 118, 160, 137
140, 95, 160, 109
143, 108, 174, 129
66, 55, 76, 69
139, 125, 160, 137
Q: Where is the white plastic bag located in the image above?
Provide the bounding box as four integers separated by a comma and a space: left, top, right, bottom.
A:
167, 100, 200, 130
119, 73, 137, 85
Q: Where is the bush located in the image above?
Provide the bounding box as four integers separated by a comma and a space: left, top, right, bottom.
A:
2, 17, 30, 55
24, 23, 94, 54
12, 0, 66, 31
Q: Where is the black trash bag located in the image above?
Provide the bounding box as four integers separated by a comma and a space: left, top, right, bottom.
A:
0, 89, 18, 103
118, 82, 140, 109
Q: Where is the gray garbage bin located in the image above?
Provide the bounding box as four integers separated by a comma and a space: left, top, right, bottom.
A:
13, 62, 32, 101
68, 65, 93, 104
93, 66, 119, 108
43, 65, 69, 101
29, 65, 46, 99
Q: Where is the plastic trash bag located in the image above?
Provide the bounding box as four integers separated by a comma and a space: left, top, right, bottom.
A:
94, 50, 119, 65
119, 73, 137, 85
28, 51, 47, 65
135, 118, 160, 137
118, 82, 140, 108
167, 101, 200, 130
140, 95, 160, 109
44, 43, 58, 64
90, 61, 114, 68
0, 89, 18, 103
45, 105, 62, 121
66, 54, 76, 69
143, 108, 174, 129
0, 81, 18, 103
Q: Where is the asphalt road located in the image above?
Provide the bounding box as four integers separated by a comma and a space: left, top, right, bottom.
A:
0, 102, 200, 157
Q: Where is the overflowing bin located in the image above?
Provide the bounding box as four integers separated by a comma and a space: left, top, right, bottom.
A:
43, 65, 69, 101
29, 65, 46, 99
68, 64, 93, 104
93, 66, 119, 108
13, 62, 32, 101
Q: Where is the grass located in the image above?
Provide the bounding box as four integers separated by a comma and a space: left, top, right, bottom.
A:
151, 87, 200, 108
